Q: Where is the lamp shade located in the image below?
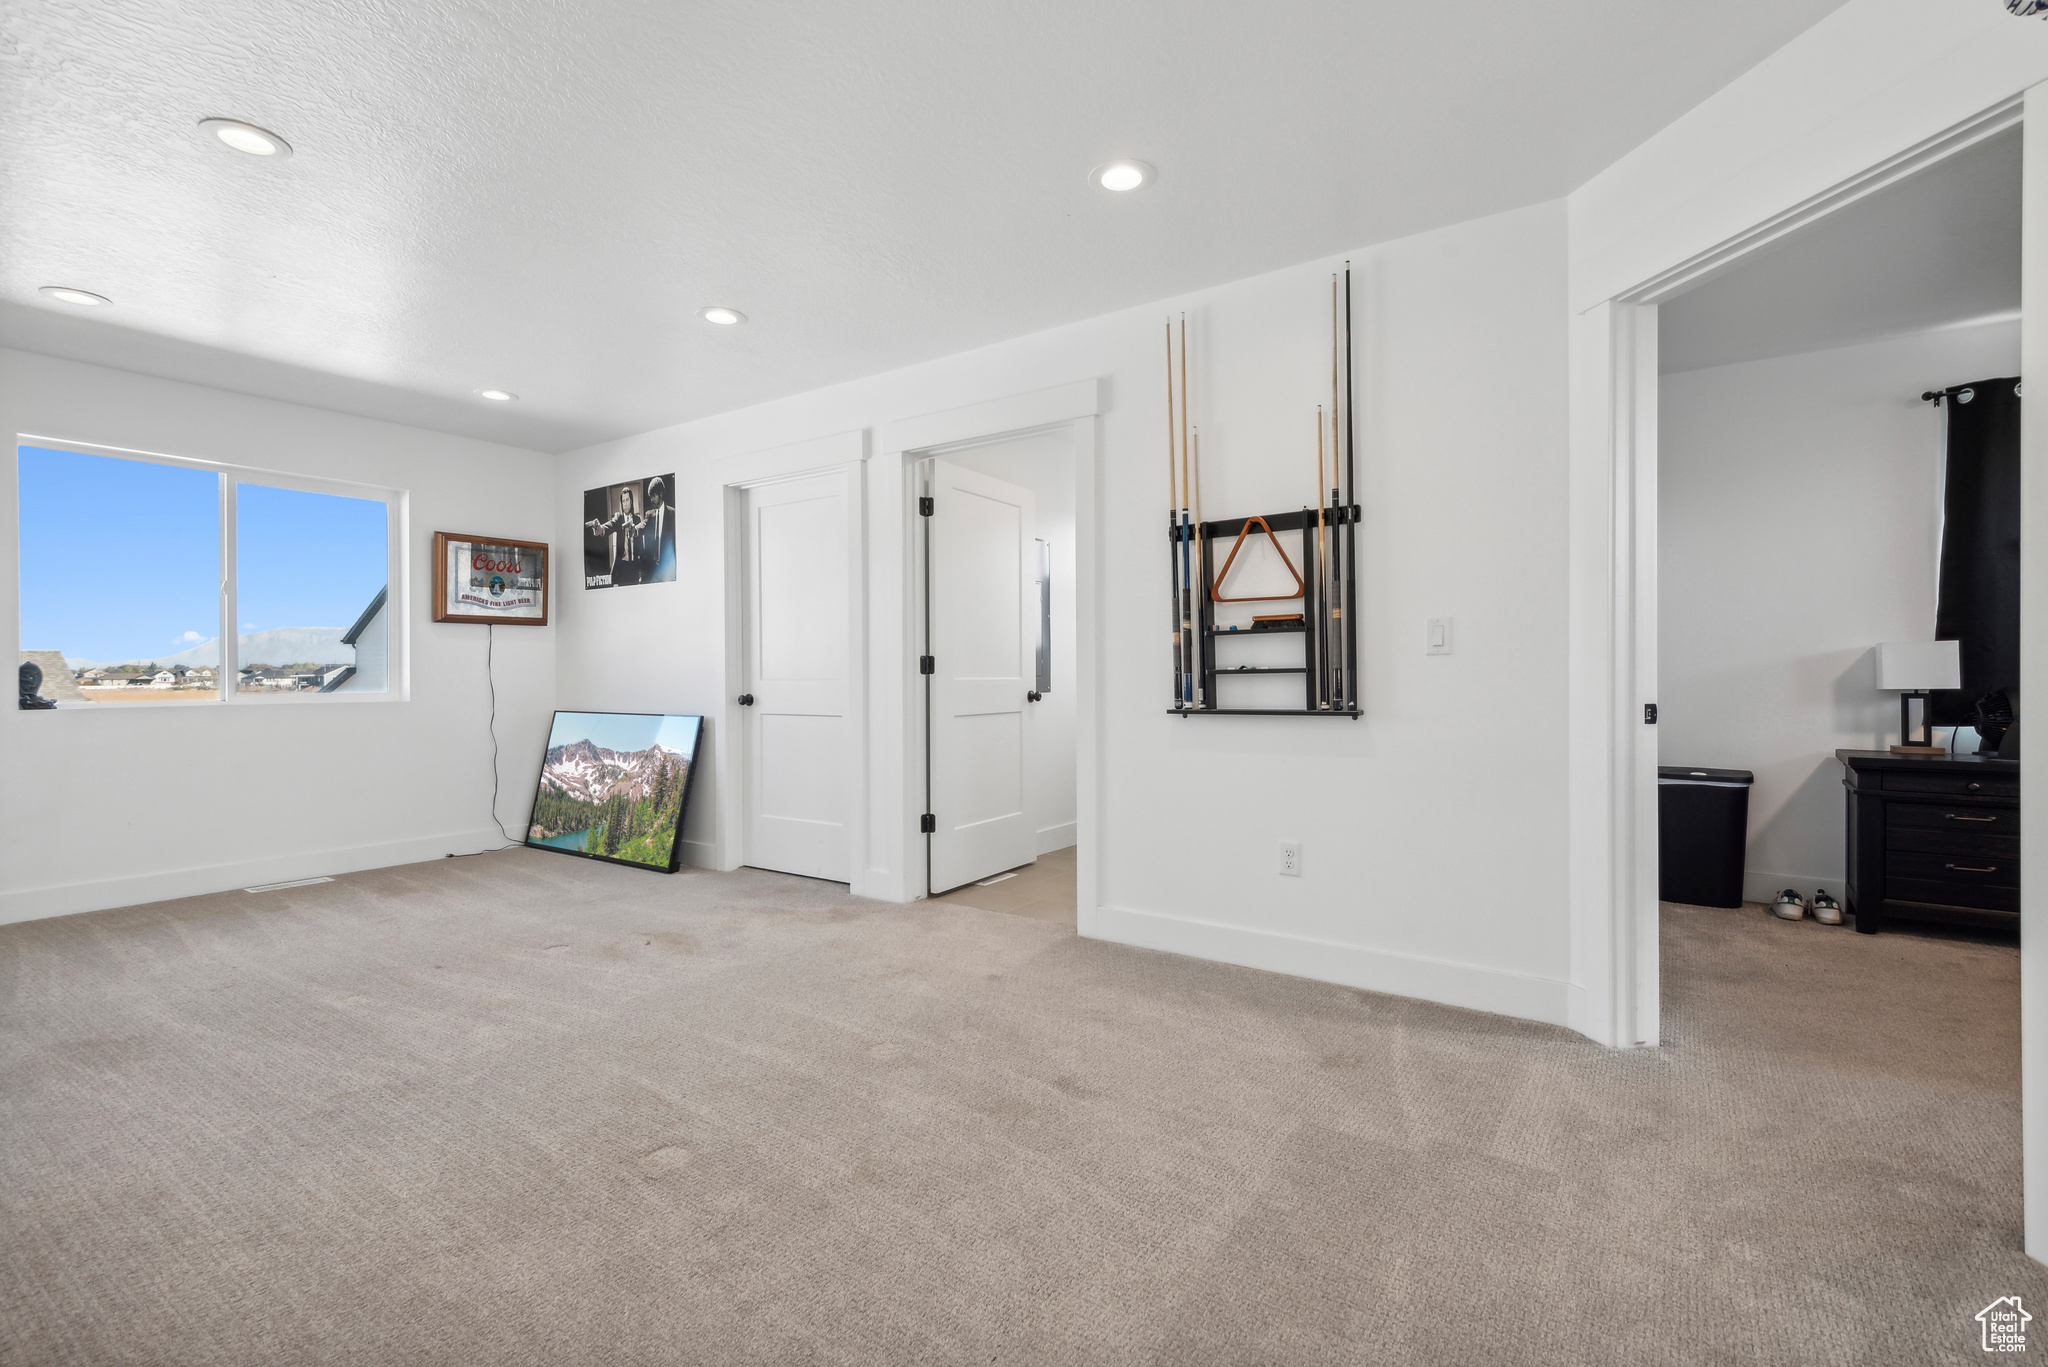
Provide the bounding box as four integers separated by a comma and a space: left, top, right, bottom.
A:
1876, 640, 1961, 692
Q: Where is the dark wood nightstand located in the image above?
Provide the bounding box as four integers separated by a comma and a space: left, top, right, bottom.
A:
1836, 749, 2020, 934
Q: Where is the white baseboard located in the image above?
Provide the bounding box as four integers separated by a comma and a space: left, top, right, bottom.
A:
1036, 822, 1077, 855
0, 829, 510, 927
1084, 904, 1570, 1028
1567, 982, 1617, 1047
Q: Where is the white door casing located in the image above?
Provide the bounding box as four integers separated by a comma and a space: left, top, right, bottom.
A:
2019, 79, 2047, 1266
742, 469, 852, 881
876, 380, 1099, 911
923, 457, 1036, 893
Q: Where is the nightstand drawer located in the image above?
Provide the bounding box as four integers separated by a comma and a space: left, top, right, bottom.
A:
1883, 771, 2019, 799
1889, 878, 2020, 914
1885, 805, 2018, 860
1887, 803, 2017, 834
1888, 851, 2018, 888
1886, 826, 2019, 859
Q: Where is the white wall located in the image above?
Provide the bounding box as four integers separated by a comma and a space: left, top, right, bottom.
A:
947, 429, 1077, 854
556, 198, 1574, 1025
1, 349, 557, 922
1658, 320, 2020, 904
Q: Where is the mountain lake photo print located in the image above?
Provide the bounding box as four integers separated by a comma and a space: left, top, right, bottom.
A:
526, 712, 702, 872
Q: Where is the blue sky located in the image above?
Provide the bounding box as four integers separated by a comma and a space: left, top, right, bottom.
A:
19, 446, 217, 663
18, 446, 386, 663
547, 711, 701, 757
236, 482, 386, 639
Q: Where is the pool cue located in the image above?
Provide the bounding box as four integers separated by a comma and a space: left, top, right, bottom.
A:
1192, 425, 1205, 707
1314, 407, 1329, 708
1166, 319, 1183, 709
1330, 274, 1344, 708
1179, 315, 1194, 706
1343, 263, 1358, 712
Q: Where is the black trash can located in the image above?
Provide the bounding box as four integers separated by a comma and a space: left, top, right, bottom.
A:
1658, 766, 1753, 908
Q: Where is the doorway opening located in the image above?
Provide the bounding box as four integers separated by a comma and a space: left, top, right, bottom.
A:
1651, 122, 2021, 1010
917, 426, 1080, 929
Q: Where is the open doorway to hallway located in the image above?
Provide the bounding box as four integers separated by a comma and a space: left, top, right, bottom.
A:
921, 426, 1079, 928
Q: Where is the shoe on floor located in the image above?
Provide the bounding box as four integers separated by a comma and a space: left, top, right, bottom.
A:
1771, 888, 1807, 921
1811, 889, 1843, 925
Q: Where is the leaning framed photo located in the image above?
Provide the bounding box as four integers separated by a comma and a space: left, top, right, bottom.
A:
432, 533, 550, 625
525, 711, 703, 873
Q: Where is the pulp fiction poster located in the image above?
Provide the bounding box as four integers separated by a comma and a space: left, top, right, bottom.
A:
583, 475, 676, 588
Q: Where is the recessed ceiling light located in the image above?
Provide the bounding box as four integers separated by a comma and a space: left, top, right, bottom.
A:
698, 306, 746, 326
200, 118, 292, 158
1091, 159, 1155, 193
39, 285, 110, 307
476, 389, 517, 402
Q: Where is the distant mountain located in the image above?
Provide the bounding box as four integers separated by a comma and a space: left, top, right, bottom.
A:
91, 628, 354, 670
539, 740, 689, 805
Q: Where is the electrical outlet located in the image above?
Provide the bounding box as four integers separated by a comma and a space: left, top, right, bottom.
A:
1279, 840, 1301, 877
1426, 617, 1453, 655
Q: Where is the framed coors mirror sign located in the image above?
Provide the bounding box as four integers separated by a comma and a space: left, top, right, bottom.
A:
432, 533, 550, 625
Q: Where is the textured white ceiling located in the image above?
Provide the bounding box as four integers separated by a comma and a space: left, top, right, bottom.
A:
2, 0, 1849, 452
1660, 128, 2022, 375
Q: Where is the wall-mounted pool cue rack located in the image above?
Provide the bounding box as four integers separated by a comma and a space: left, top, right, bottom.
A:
1166, 266, 1361, 718
1178, 502, 1359, 716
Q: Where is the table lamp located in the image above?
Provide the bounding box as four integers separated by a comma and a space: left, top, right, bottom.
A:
1876, 640, 1961, 755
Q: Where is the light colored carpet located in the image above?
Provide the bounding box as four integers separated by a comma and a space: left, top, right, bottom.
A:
0, 855, 2037, 1365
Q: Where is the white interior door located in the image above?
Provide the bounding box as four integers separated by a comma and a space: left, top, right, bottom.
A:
743, 470, 851, 881
925, 458, 1036, 893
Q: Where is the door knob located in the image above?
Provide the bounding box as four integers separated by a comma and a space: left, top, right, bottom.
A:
1027, 690, 1041, 702
737, 693, 754, 706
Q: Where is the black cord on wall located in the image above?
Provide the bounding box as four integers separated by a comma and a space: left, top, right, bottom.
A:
486, 623, 517, 846
453, 624, 521, 857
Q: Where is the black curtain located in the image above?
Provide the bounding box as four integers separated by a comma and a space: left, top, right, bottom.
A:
1930, 376, 2021, 726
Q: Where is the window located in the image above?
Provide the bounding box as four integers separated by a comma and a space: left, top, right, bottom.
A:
17, 440, 401, 705
233, 482, 391, 695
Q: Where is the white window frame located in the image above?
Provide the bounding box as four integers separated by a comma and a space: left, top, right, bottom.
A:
17, 433, 407, 708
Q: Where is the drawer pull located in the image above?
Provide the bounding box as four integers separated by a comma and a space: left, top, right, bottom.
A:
1945, 813, 1999, 823
1946, 863, 1999, 873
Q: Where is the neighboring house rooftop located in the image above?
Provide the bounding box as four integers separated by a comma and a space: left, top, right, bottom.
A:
343, 587, 389, 647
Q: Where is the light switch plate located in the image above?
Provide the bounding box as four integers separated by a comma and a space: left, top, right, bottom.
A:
1278, 840, 1301, 876
1426, 617, 1453, 655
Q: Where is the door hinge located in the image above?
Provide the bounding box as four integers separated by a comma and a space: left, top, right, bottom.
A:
1644, 703, 1658, 724
918, 496, 934, 516
919, 655, 935, 674
920, 813, 936, 834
